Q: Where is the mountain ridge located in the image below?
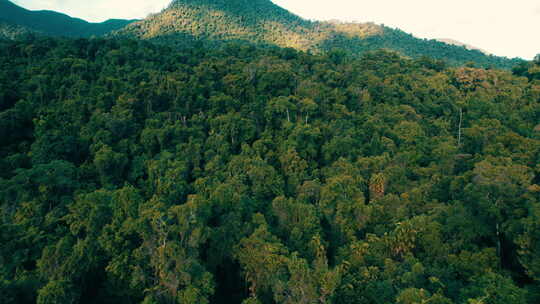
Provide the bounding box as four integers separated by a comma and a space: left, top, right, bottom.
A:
0, 0, 524, 69
115, 0, 522, 69
117, 0, 385, 51
0, 0, 136, 38
437, 38, 491, 55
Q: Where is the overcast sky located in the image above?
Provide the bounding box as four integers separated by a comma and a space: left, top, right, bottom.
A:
12, 0, 540, 59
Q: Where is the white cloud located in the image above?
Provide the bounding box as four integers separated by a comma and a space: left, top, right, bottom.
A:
10, 0, 540, 59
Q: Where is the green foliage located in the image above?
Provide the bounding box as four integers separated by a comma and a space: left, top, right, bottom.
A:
0, 36, 538, 304
513, 54, 540, 81
36, 280, 79, 304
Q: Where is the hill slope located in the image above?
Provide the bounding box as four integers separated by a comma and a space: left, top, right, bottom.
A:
117, 0, 522, 69
0, 0, 135, 38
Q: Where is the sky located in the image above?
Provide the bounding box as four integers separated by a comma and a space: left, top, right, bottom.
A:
11, 0, 540, 60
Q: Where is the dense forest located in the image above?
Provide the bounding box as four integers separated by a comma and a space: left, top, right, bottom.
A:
0, 36, 539, 304
0, 0, 135, 38
117, 0, 522, 70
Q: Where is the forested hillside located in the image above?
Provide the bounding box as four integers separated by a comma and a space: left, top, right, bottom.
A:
117, 0, 522, 69
0, 36, 539, 304
0, 22, 38, 40
0, 0, 134, 38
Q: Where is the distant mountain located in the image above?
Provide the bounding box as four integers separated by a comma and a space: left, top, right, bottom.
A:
116, 0, 522, 69
0, 0, 135, 38
118, 0, 381, 50
437, 38, 491, 55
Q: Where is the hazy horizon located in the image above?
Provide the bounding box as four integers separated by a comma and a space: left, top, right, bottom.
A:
11, 0, 540, 60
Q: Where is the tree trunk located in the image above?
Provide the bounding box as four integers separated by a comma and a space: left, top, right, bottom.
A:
458, 107, 463, 147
